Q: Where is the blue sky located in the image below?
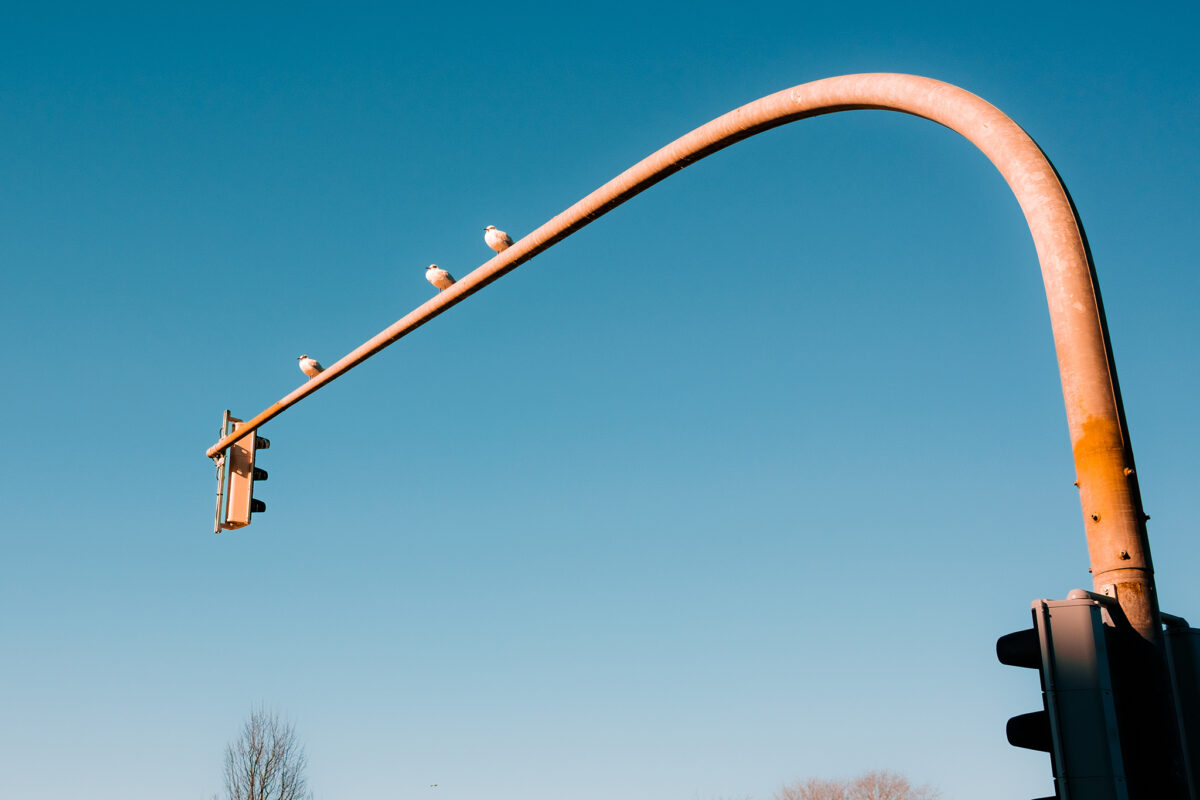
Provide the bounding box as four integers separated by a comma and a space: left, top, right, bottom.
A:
2, 2, 1197, 799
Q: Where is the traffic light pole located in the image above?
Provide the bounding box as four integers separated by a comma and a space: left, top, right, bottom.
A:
204, 72, 1160, 645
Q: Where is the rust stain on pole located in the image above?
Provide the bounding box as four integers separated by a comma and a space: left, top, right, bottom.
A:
204, 73, 1158, 642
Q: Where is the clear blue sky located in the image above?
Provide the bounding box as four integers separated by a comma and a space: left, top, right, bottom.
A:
2, 2, 1197, 799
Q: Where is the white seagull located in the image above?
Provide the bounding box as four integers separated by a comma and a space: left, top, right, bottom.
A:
484, 225, 513, 253
297, 354, 324, 378
425, 264, 456, 291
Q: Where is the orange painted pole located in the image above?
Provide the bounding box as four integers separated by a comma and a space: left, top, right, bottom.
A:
205, 73, 1157, 643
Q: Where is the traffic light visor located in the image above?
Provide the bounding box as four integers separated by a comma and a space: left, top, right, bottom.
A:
997, 628, 1041, 669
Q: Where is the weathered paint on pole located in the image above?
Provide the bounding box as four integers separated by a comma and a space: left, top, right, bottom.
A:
205, 73, 1158, 642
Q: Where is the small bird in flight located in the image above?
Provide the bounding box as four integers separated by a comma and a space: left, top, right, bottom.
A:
484, 225, 513, 253
425, 264, 456, 291
297, 354, 324, 378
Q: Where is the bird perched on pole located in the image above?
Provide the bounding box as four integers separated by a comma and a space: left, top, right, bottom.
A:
425, 264, 456, 291
484, 225, 513, 253
297, 354, 324, 378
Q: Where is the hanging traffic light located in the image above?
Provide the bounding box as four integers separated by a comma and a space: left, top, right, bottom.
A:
213, 411, 269, 532
997, 593, 1129, 800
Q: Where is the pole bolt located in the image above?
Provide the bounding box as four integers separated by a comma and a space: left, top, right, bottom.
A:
1119, 550, 1131, 560
1091, 513, 1100, 522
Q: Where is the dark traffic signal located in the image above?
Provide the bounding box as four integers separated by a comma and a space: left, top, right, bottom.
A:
997, 593, 1128, 800
213, 411, 269, 532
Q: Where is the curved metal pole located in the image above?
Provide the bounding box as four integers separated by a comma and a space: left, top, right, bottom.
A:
205, 73, 1158, 642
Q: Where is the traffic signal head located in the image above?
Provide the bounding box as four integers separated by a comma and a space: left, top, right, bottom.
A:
213, 412, 269, 532
997, 593, 1129, 800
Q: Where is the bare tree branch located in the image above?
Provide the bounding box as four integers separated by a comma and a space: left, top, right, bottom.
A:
848, 770, 940, 800
774, 776, 847, 800
223, 707, 312, 800
775, 770, 940, 800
